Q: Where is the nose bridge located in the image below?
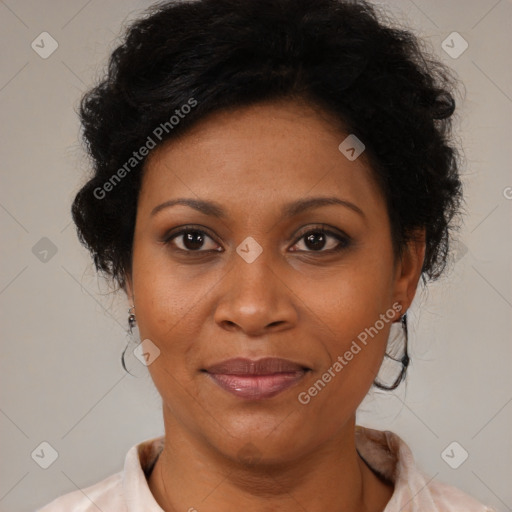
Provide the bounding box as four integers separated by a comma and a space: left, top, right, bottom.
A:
214, 239, 295, 332
230, 240, 278, 304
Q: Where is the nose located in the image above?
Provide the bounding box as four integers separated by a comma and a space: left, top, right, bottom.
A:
213, 248, 298, 337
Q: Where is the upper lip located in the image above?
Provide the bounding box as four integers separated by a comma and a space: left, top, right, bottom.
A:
204, 357, 310, 375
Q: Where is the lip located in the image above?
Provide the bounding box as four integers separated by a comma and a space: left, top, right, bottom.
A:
203, 357, 310, 400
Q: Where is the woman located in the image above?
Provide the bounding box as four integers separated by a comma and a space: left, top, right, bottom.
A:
38, 0, 496, 510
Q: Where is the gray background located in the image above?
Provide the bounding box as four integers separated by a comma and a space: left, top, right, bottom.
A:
0, 1, 511, 511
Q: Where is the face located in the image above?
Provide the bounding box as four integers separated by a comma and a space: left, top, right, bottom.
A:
125, 99, 424, 464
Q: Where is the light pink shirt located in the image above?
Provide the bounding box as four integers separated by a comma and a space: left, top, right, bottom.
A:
37, 425, 496, 511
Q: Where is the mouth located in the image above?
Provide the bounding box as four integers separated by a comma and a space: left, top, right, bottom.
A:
202, 357, 311, 400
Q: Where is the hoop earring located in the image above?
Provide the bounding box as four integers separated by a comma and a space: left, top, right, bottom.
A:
373, 312, 409, 391
121, 305, 138, 374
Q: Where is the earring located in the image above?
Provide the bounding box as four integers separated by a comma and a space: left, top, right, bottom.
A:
121, 305, 139, 373
373, 312, 409, 391
128, 305, 136, 332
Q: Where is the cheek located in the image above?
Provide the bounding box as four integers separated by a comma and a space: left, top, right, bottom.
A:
131, 238, 206, 331
299, 253, 395, 406
297, 310, 391, 429
313, 251, 394, 339
129, 265, 196, 386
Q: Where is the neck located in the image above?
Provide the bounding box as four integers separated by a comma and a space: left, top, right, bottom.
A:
148, 411, 393, 512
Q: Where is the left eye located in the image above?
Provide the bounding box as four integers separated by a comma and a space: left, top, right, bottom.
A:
291, 228, 350, 253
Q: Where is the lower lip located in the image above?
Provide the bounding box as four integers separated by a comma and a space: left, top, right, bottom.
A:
207, 371, 307, 400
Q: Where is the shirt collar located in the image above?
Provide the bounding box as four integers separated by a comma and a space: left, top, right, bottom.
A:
123, 435, 165, 511
355, 425, 441, 511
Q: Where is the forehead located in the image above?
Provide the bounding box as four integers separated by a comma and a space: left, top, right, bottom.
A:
138, 100, 385, 221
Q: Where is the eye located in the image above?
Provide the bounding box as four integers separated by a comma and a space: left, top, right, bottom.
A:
163, 227, 221, 252
290, 225, 351, 253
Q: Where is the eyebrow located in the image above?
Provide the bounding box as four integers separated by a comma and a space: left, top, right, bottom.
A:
150, 196, 365, 220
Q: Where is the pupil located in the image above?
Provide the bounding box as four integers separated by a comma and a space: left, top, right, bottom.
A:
305, 232, 325, 250
184, 231, 204, 250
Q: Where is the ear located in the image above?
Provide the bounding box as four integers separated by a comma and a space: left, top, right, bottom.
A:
391, 228, 426, 318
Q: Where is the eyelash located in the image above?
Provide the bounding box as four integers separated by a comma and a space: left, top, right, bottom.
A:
162, 224, 351, 255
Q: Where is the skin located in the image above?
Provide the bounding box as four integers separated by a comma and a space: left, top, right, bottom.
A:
124, 98, 426, 512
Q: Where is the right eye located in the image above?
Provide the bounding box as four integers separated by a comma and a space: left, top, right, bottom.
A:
163, 226, 222, 253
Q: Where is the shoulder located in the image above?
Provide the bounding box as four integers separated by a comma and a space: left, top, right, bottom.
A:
35, 436, 164, 512
426, 477, 497, 512
36, 471, 124, 511
355, 425, 496, 512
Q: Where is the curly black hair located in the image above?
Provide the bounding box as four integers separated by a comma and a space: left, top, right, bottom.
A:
72, 0, 464, 294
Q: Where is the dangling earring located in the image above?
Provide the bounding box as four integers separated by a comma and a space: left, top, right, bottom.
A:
373, 312, 409, 391
128, 305, 136, 332
122, 305, 161, 370
121, 305, 139, 373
